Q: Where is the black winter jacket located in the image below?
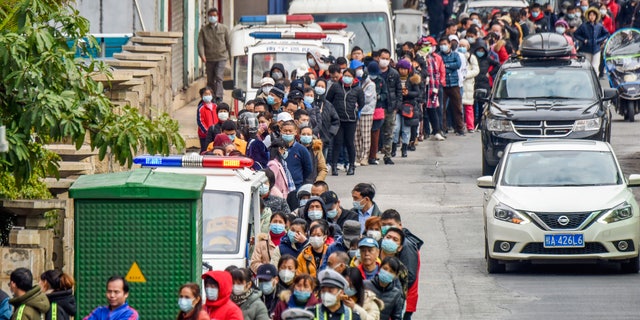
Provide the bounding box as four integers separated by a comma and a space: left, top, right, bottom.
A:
326, 81, 365, 123
46, 290, 76, 320
314, 98, 340, 146
381, 67, 403, 112
473, 46, 501, 91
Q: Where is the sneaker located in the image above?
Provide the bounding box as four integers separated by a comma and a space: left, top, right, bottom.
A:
383, 157, 395, 165
418, 135, 424, 141
455, 131, 466, 136
368, 159, 379, 165
434, 133, 445, 141
467, 129, 474, 133
360, 161, 369, 166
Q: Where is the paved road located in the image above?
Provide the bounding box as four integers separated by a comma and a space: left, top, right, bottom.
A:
325, 112, 640, 320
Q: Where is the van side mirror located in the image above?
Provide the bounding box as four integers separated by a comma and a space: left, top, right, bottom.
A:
477, 176, 495, 188
475, 89, 489, 102
603, 88, 617, 101
232, 88, 246, 102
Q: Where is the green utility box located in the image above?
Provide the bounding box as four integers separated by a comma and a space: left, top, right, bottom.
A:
69, 168, 206, 319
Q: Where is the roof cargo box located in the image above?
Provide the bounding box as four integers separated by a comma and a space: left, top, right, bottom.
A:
520, 32, 572, 58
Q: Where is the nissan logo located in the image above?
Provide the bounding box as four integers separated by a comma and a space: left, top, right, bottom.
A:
558, 216, 570, 226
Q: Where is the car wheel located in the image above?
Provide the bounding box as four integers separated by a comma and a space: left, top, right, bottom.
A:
482, 149, 495, 176
627, 102, 635, 122
486, 240, 506, 274
620, 255, 639, 273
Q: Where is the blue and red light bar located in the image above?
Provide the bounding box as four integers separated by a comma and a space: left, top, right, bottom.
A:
134, 154, 254, 169
239, 14, 314, 25
249, 31, 326, 40
317, 22, 348, 30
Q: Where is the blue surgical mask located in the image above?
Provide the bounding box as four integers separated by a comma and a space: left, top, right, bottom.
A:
344, 287, 357, 297
208, 16, 218, 24
310, 79, 317, 86
580, 5, 588, 12
343, 76, 354, 85
307, 58, 316, 67
299, 199, 309, 207
178, 298, 194, 313
287, 230, 297, 243
205, 287, 219, 301
326, 208, 338, 219
260, 280, 275, 295
381, 225, 391, 236
476, 51, 486, 58
381, 238, 399, 253
353, 199, 364, 211
227, 134, 235, 141
440, 44, 449, 53
458, 47, 467, 54
532, 11, 540, 18
270, 223, 285, 234
203, 95, 213, 102
378, 269, 396, 285
308, 210, 323, 220
282, 150, 289, 159
556, 27, 566, 34
282, 134, 295, 143
300, 135, 313, 145
315, 87, 326, 96
293, 290, 311, 302
303, 96, 315, 105
466, 37, 476, 44
266, 95, 276, 105
259, 184, 269, 195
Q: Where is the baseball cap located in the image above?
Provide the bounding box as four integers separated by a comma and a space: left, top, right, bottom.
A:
276, 112, 293, 122
256, 264, 277, 280
448, 34, 460, 43
320, 190, 339, 208
358, 236, 380, 249
287, 89, 304, 101
260, 77, 275, 87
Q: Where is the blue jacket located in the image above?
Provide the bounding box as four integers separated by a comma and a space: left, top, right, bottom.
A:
284, 141, 313, 190
573, 22, 609, 54
0, 290, 10, 320
247, 138, 269, 170
277, 231, 308, 258
83, 302, 138, 320
318, 236, 349, 270
440, 50, 461, 87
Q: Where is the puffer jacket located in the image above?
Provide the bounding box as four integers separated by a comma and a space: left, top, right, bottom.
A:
314, 98, 340, 148
236, 290, 270, 320
473, 45, 501, 91
401, 73, 422, 106
270, 232, 308, 266
352, 290, 384, 320
45, 289, 76, 320
250, 232, 277, 273
574, 19, 610, 54
382, 67, 402, 112
462, 52, 480, 105
360, 77, 377, 115
9, 286, 50, 320
271, 290, 320, 320
296, 243, 328, 278
326, 79, 365, 123
202, 271, 244, 320
302, 138, 327, 184
364, 277, 404, 320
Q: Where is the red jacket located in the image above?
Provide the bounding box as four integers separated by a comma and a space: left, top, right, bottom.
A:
607, 0, 619, 22
432, 53, 447, 88
202, 271, 243, 320
197, 102, 218, 138
405, 251, 421, 312
602, 15, 615, 34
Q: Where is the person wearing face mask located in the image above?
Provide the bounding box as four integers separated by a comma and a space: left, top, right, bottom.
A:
529, 3, 551, 33
363, 216, 383, 242
574, 7, 610, 73
343, 267, 383, 320
296, 221, 329, 277
459, 38, 479, 133
376, 49, 402, 165
270, 63, 288, 85
279, 121, 313, 191
255, 264, 281, 315
599, 4, 615, 33
306, 50, 329, 79
438, 37, 465, 136
197, 87, 218, 153
255, 77, 275, 101
378, 228, 410, 298
326, 68, 365, 176
301, 196, 328, 225
276, 255, 299, 292
220, 120, 246, 155
297, 126, 328, 184
379, 209, 424, 320
320, 191, 358, 230
251, 212, 289, 273
319, 220, 362, 270
201, 271, 243, 320
472, 42, 501, 129
270, 218, 309, 265
554, 20, 577, 56
313, 79, 340, 161
351, 183, 382, 233
272, 274, 320, 320
301, 88, 323, 136
230, 268, 269, 320
363, 257, 405, 320
198, 8, 230, 102
307, 269, 362, 320
176, 283, 209, 320
267, 84, 286, 113
352, 60, 376, 167
203, 102, 230, 151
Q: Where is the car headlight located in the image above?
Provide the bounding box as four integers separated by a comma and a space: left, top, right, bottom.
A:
597, 202, 633, 224
494, 203, 530, 224
573, 118, 601, 131
486, 119, 513, 132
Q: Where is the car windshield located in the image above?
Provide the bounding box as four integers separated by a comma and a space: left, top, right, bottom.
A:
202, 190, 244, 254
312, 13, 390, 55
323, 42, 345, 58
494, 68, 596, 100
252, 52, 308, 88
501, 150, 622, 187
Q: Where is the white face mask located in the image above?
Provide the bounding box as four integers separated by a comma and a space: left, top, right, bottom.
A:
232, 284, 246, 296
279, 269, 295, 283
208, 16, 218, 24
309, 236, 325, 249
356, 69, 364, 77
321, 292, 339, 307
218, 112, 229, 121
262, 85, 273, 94
379, 59, 390, 68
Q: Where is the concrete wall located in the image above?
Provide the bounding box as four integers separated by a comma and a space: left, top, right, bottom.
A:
74, 0, 159, 33
233, 0, 268, 22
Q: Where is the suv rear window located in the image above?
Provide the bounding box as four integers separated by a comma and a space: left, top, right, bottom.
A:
495, 68, 595, 100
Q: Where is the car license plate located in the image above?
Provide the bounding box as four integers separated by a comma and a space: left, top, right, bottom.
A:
544, 234, 584, 248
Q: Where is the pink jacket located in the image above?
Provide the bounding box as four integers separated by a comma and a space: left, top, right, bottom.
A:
267, 159, 289, 199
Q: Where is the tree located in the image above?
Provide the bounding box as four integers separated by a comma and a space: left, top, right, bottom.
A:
0, 0, 184, 184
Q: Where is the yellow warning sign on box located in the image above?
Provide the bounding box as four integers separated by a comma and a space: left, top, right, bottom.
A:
125, 262, 146, 283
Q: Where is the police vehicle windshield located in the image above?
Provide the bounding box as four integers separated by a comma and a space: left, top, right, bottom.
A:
202, 190, 244, 254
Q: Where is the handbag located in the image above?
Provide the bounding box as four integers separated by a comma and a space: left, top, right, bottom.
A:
373, 107, 385, 120
401, 102, 414, 119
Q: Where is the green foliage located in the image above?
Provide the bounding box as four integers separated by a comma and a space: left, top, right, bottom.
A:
0, 0, 184, 183
0, 171, 53, 200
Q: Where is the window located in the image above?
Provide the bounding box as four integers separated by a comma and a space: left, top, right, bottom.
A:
251, 52, 309, 88
312, 13, 390, 55
202, 191, 244, 254
495, 69, 596, 100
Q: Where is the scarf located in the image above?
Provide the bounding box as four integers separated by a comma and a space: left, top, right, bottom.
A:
231, 288, 253, 306
281, 158, 296, 192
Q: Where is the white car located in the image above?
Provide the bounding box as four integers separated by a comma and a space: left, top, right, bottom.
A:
477, 140, 640, 273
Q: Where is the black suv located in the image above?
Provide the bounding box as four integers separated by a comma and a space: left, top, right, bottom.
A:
476, 33, 618, 175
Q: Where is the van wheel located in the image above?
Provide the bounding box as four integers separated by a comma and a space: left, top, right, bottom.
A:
486, 240, 505, 274
621, 255, 639, 273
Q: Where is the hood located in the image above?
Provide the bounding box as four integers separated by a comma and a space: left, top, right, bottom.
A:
270, 63, 285, 75
350, 59, 365, 70
308, 50, 329, 71
303, 197, 328, 221
403, 228, 424, 250
409, 73, 421, 85
9, 286, 50, 314
312, 138, 323, 151
489, 100, 600, 121
47, 289, 77, 316
202, 270, 233, 308
584, 7, 601, 21
495, 185, 631, 212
